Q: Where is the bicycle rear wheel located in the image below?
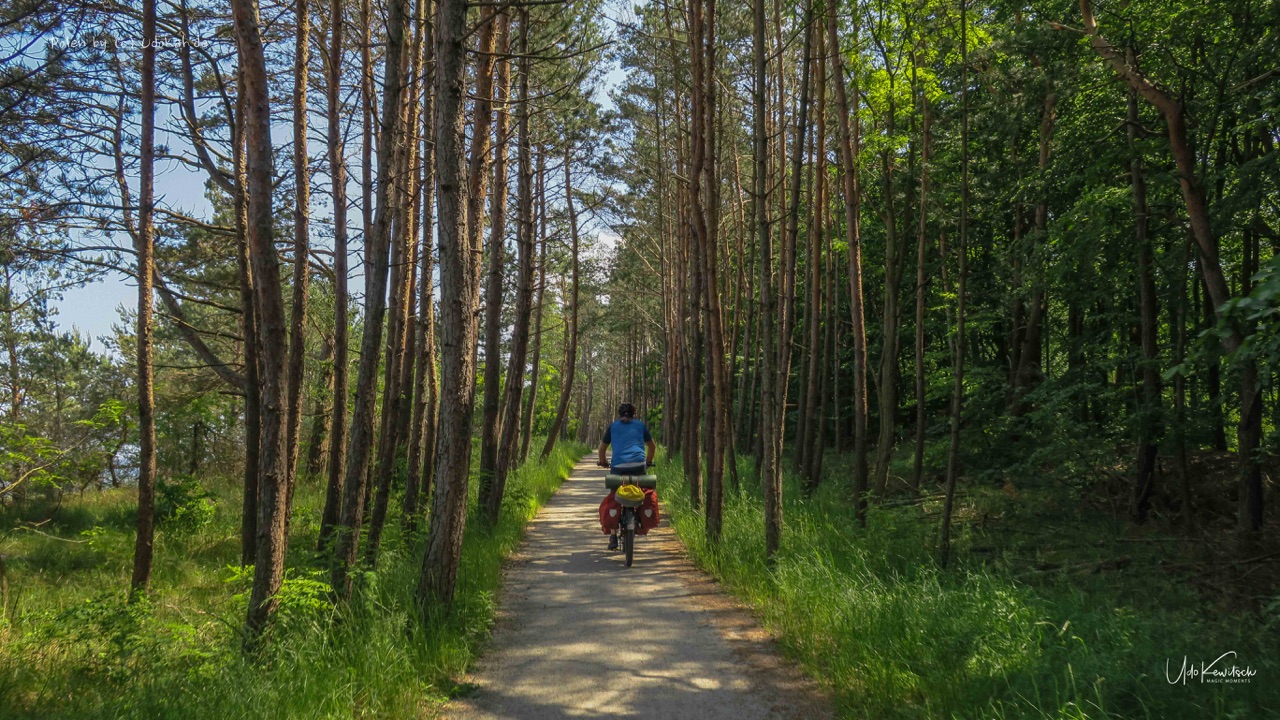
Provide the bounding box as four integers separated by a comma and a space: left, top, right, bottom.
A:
623, 527, 635, 567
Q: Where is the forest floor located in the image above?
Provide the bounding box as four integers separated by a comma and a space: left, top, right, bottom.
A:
445, 456, 833, 720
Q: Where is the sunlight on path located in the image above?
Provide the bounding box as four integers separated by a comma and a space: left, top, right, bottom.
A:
446, 457, 832, 719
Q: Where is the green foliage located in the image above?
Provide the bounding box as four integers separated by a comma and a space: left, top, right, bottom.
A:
0, 399, 126, 499
155, 477, 217, 535
661, 454, 1278, 720
0, 439, 587, 719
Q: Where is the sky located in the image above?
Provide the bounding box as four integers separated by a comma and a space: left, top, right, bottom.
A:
50, 21, 630, 357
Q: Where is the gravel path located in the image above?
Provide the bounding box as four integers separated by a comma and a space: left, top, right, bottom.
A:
446, 456, 833, 720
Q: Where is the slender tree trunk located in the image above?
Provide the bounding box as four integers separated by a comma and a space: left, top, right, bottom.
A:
318, 0, 351, 551
365, 0, 420, 564
828, 0, 869, 525
799, 24, 827, 486
234, 75, 260, 567
231, 0, 289, 639
332, 0, 409, 595
873, 66, 902, 497
479, 11, 513, 508
540, 148, 581, 459
283, 0, 312, 529
688, 0, 724, 544
776, 5, 812, 488
520, 149, 547, 461
486, 12, 535, 525
939, 0, 969, 568
1010, 87, 1055, 413
403, 0, 437, 532
911, 94, 931, 491
130, 0, 158, 596
1173, 238, 1193, 530
754, 0, 783, 557
418, 0, 480, 606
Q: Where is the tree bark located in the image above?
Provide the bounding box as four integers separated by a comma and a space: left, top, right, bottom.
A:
331, 0, 410, 595
540, 147, 581, 459
403, 0, 437, 532
873, 58, 902, 497
365, 0, 420, 564
283, 0, 312, 529
911, 92, 930, 491
486, 11, 535, 526
418, 0, 480, 606
130, 0, 157, 596
231, 0, 290, 639
318, 0, 351, 551
939, 0, 969, 568
520, 148, 548, 462
234, 74, 260, 568
828, 0, 869, 525
479, 10, 513, 509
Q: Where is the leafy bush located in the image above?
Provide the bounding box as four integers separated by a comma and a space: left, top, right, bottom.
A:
156, 477, 216, 534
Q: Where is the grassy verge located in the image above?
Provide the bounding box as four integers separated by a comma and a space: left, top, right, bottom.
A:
0, 440, 586, 719
659, 455, 1278, 720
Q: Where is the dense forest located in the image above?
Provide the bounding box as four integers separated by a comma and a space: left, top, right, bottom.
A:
1, 0, 1277, 716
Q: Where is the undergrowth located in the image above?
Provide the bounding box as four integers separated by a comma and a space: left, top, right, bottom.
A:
659, 454, 1279, 720
0, 440, 586, 719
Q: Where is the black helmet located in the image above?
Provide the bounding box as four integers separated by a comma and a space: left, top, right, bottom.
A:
618, 402, 636, 418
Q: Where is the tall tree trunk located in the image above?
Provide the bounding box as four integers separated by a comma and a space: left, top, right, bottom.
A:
418, 0, 480, 606
130, 0, 157, 596
365, 0, 421, 564
939, 0, 969, 568
776, 4, 812, 486
234, 74, 260, 567
828, 0, 869, 525
755, 0, 782, 557
486, 12, 535, 525
284, 0, 312, 528
231, 0, 289, 639
479, 11, 513, 508
540, 148, 581, 459
911, 93, 931, 491
520, 148, 548, 461
331, 0, 409, 595
318, 0, 351, 551
688, 0, 724, 544
403, 0, 437, 532
1172, 238, 1193, 530
799, 23, 826, 486
873, 64, 902, 497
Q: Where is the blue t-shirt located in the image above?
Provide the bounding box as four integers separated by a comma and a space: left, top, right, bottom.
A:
602, 419, 651, 466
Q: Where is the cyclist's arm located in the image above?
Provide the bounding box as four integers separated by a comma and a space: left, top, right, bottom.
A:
643, 423, 655, 465
599, 425, 613, 467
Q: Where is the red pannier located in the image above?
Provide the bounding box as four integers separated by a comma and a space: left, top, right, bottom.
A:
599, 488, 660, 535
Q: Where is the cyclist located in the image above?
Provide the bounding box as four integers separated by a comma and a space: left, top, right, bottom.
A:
597, 402, 656, 550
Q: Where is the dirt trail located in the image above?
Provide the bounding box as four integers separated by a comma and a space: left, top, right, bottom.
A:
446, 457, 833, 720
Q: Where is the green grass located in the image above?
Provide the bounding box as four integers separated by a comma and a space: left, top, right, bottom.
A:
659, 454, 1279, 720
0, 440, 586, 719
